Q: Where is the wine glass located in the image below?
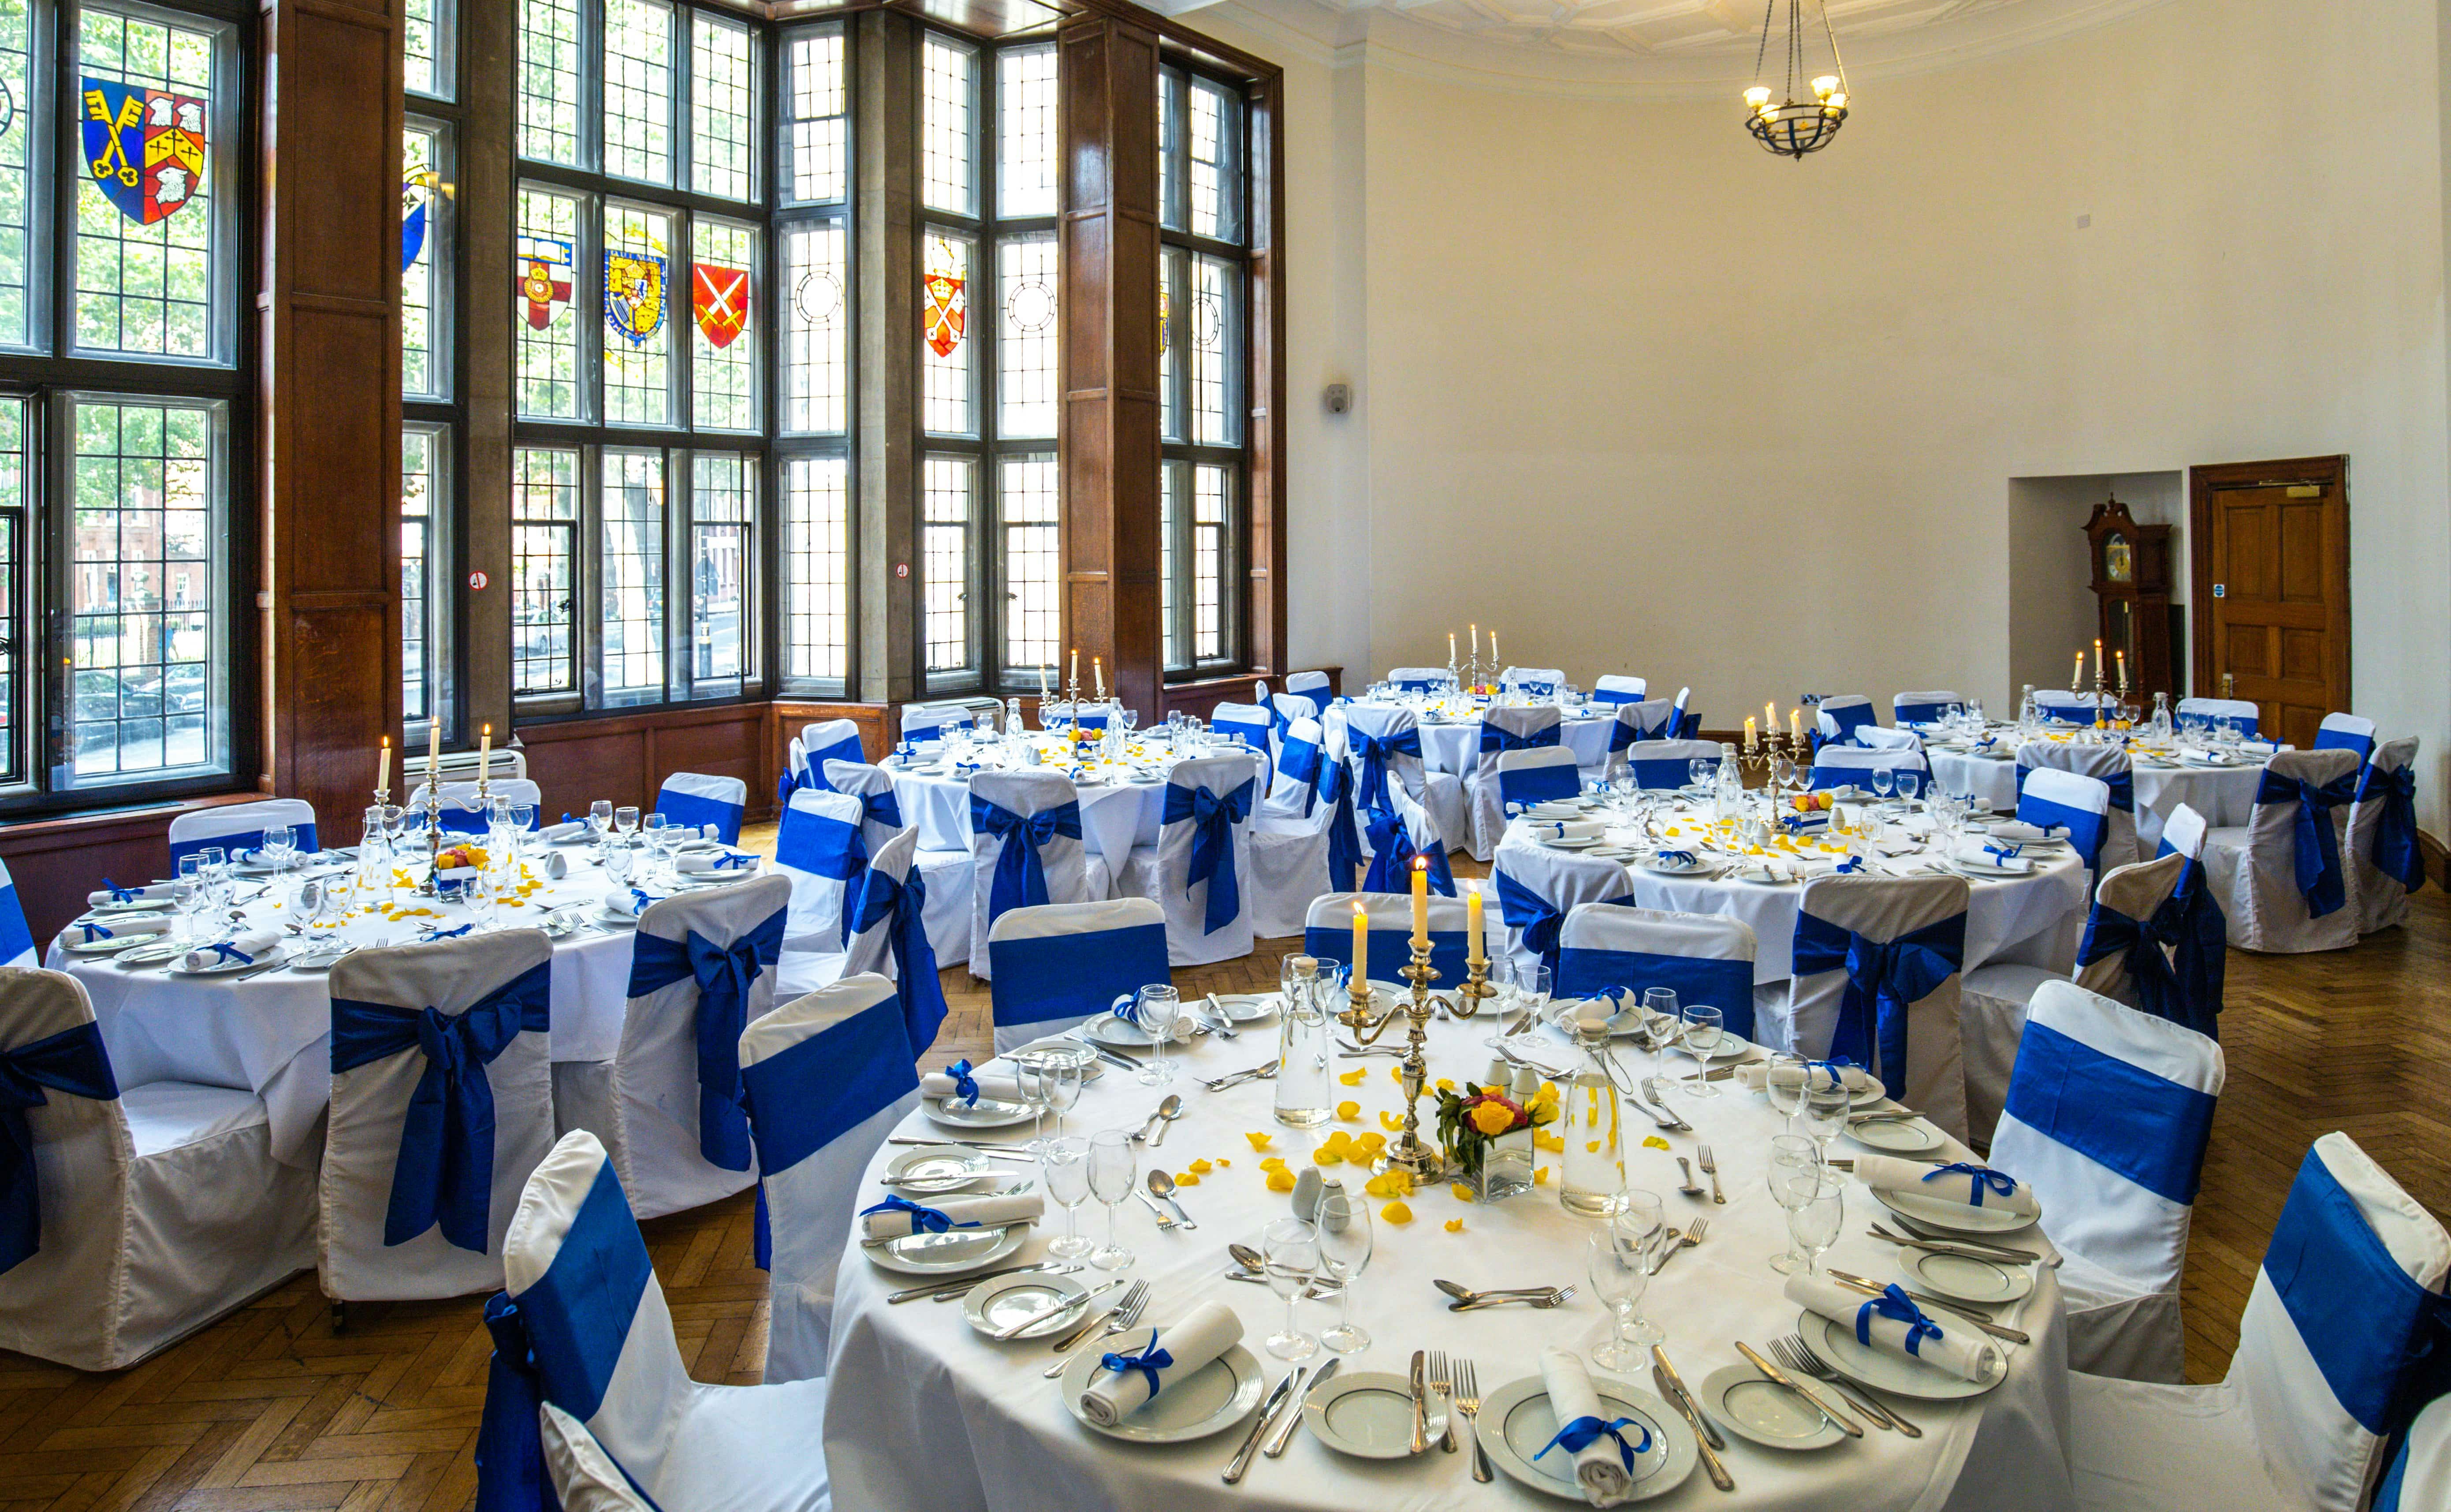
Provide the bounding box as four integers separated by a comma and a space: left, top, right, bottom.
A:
589, 800, 614, 848
1587, 1192, 1666, 1366
1260, 1217, 1322, 1362
1641, 986, 1678, 1079
1134, 985, 1181, 1085
1087, 1129, 1138, 1272
1315, 1183, 1374, 1354
614, 805, 640, 846
1680, 1004, 1724, 1098
1013, 1051, 1051, 1152
642, 811, 667, 863
1689, 756, 1716, 792
1786, 1170, 1845, 1275
1516, 962, 1551, 1024
1041, 1136, 1094, 1262
172, 855, 202, 941
603, 844, 636, 889
260, 824, 296, 875
1767, 1134, 1823, 1273
1762, 1053, 1810, 1131
1871, 764, 1896, 804
1039, 1046, 1091, 1141
1799, 1073, 1852, 1157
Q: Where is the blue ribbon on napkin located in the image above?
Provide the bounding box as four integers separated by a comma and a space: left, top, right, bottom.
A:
205, 942, 254, 966
630, 888, 656, 915
1982, 842, 2023, 866
858, 1194, 977, 1235
1110, 992, 1143, 1028
79, 921, 113, 942
421, 924, 473, 942
1921, 1162, 2018, 1207
1834, 856, 1865, 874
101, 879, 139, 904
1806, 1058, 1858, 1090
1856, 1283, 1945, 1356
713, 851, 756, 870
1100, 1331, 1174, 1399
1654, 849, 1697, 867
1534, 1415, 1652, 1471
942, 1058, 980, 1106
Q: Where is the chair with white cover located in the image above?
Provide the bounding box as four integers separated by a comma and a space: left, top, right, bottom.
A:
1555, 904, 1757, 1040
552, 878, 788, 1220
0, 859, 34, 968
1495, 747, 1582, 813
2313, 712, 2377, 763
2199, 747, 2362, 953
1502, 667, 1568, 699
477, 1130, 831, 1512
1808, 746, 1930, 798
2018, 741, 2140, 872
1284, 670, 1332, 704
1114, 752, 1259, 966
1813, 695, 1877, 749
0, 968, 314, 1370
1386, 667, 1450, 693
799, 719, 867, 784
739, 973, 919, 1383
2019, 767, 2114, 878
768, 788, 865, 996
1302, 891, 1479, 991
1854, 726, 1922, 756
1772, 873, 1971, 1141
2349, 737, 2425, 935
1360, 783, 1456, 898
781, 736, 815, 799
897, 700, 974, 749
840, 827, 949, 1057
2066, 1131, 2449, 1512
1468, 704, 1563, 860
654, 772, 748, 844
168, 796, 320, 863
985, 898, 1169, 1052
1489, 840, 1635, 987
825, 758, 970, 968
1892, 691, 1961, 726
1266, 693, 1319, 758
321, 931, 556, 1305
966, 771, 1111, 981
1604, 701, 1680, 775
1247, 716, 1336, 938
1990, 980, 2223, 1383
1620, 738, 1721, 792
417, 779, 546, 836
1666, 687, 1699, 740
2036, 689, 2117, 725
2175, 696, 2260, 738
1590, 674, 1646, 707
1344, 702, 1468, 858
1209, 700, 1276, 791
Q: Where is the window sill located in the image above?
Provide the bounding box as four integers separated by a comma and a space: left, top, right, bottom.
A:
0, 789, 268, 848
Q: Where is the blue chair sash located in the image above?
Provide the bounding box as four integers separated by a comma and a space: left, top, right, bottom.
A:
988, 923, 1170, 1031
1164, 777, 1256, 935
2255, 767, 2361, 918
2314, 726, 2377, 763
805, 735, 865, 787
2002, 1019, 2215, 1205
331, 961, 553, 1251
1361, 807, 1455, 896
855, 785, 905, 832
1492, 870, 1631, 981
1590, 686, 1641, 706
1304, 925, 1471, 989
0, 885, 32, 968
1791, 911, 1964, 1099
1555, 947, 1754, 1040
775, 806, 869, 917
2361, 763, 2427, 893
170, 821, 321, 864
1321, 762, 1365, 893
2013, 763, 2134, 814
1214, 718, 1271, 760
971, 795, 1083, 921
0, 1022, 119, 1275
1628, 755, 1699, 791
1479, 721, 1561, 756
2019, 792, 2108, 873
656, 787, 742, 844
2156, 857, 2228, 1037
1276, 740, 1325, 816
1894, 701, 1947, 725
1350, 726, 1423, 818
741, 998, 913, 1182
626, 910, 786, 1172
474, 1292, 562, 1512
2075, 900, 2190, 1028
1499, 763, 1582, 810
847, 865, 947, 1054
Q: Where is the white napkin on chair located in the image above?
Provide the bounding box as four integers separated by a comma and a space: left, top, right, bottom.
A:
1537, 1347, 1639, 1505
1852, 1153, 2040, 1221
64, 914, 172, 945
1786, 1274, 2003, 1384
1077, 1301, 1243, 1427
86, 882, 174, 906
860, 1191, 1042, 1242
181, 928, 280, 973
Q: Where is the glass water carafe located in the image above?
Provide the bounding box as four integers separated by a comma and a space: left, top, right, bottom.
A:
1559, 1012, 1626, 1216
1274, 957, 1335, 1128
1713, 743, 1743, 827
2151, 692, 2173, 741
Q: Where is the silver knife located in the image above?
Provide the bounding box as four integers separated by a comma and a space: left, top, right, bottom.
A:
1827, 1270, 2032, 1345
1653, 1363, 1735, 1493
1266, 1358, 1336, 1456
1648, 1344, 1723, 1452
1224, 1369, 1303, 1483
884, 1262, 1057, 1304
992, 1277, 1120, 1341
1736, 1341, 1862, 1438
1408, 1349, 1429, 1455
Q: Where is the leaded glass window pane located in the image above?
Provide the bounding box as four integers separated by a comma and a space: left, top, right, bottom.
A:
1000, 454, 1058, 676
0, 1, 34, 350
1193, 462, 1228, 661
689, 219, 756, 432
1159, 250, 1180, 443
602, 0, 673, 185
922, 231, 974, 436
784, 27, 846, 204
518, 0, 583, 166
922, 455, 973, 674
691, 11, 755, 201
1160, 461, 1181, 672
783, 456, 847, 683
781, 220, 846, 435
998, 44, 1056, 219
997, 235, 1057, 439
689, 453, 752, 686
602, 202, 674, 427
1188, 76, 1240, 243
516, 186, 583, 419
600, 448, 665, 698
512, 447, 578, 696
920, 34, 976, 217
402, 425, 440, 722
406, 0, 449, 99
403, 121, 448, 401
68, 395, 225, 782
0, 399, 24, 781
74, 7, 224, 361
1191, 252, 1239, 447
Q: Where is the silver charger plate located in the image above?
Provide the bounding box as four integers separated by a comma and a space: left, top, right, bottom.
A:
1300, 1370, 1447, 1459
1059, 1341, 1268, 1444
1694, 1365, 1845, 1451
883, 1144, 999, 1192
1873, 1185, 2039, 1237
864, 1222, 1026, 1277
1901, 1248, 2036, 1305
961, 1271, 1090, 1339
1476, 1373, 1696, 1503
1800, 1310, 2006, 1401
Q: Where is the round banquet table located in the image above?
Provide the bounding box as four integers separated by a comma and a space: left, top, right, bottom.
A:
888, 730, 1259, 862
1418, 708, 1618, 777
1922, 738, 2272, 849
48, 844, 685, 1167
823, 1012, 2075, 1512
1496, 807, 2092, 988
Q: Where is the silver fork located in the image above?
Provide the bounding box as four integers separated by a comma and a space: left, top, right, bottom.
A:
1427, 1351, 1456, 1452
1696, 1145, 1726, 1205
1453, 1359, 1491, 1482
1042, 1280, 1149, 1377
1772, 1334, 1920, 1436
1651, 1217, 1707, 1275
1639, 1078, 1694, 1132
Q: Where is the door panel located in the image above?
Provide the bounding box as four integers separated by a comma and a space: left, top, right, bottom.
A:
2191, 459, 2349, 746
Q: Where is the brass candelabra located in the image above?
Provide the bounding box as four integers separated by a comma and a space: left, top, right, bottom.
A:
1338, 937, 1449, 1182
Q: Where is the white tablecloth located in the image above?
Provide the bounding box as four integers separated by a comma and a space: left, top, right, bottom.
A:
1924, 745, 2269, 848
891, 764, 1168, 862
1420, 711, 1617, 776
50, 846, 656, 1166
825, 1012, 2075, 1512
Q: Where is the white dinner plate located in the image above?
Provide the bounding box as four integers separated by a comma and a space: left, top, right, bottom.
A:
1059, 1341, 1268, 1444
883, 1144, 1000, 1193
1207, 993, 1278, 1023
1901, 1248, 2036, 1306
1950, 859, 2038, 880
1476, 1373, 1696, 1503
170, 944, 287, 977
87, 898, 173, 915
110, 938, 190, 966
1541, 836, 1601, 851
1301, 1371, 1447, 1459
63, 931, 158, 955
1873, 1185, 2039, 1237
925, 1095, 1036, 1131
961, 1271, 1091, 1340
287, 945, 355, 973
1082, 1013, 1189, 1048
1733, 865, 1789, 885
1800, 1311, 2006, 1401
1695, 1365, 1844, 1451
1672, 1032, 1753, 1065
1640, 857, 1717, 878
1845, 1116, 1946, 1155
596, 905, 648, 926
864, 1222, 1026, 1277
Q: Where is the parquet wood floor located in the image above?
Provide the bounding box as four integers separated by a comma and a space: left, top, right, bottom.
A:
2, 829, 2440, 1509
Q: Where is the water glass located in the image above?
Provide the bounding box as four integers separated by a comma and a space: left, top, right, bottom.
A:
1134, 985, 1181, 1084
1766, 1134, 1823, 1273
1785, 1171, 1845, 1274
1039, 1046, 1092, 1141
1799, 1073, 1852, 1155
1087, 1129, 1138, 1272
642, 812, 667, 859
1013, 1051, 1052, 1151
1641, 986, 1678, 1076
589, 800, 614, 846
1261, 1217, 1322, 1362
261, 824, 296, 874
1587, 1193, 1666, 1367
1689, 756, 1716, 790
1681, 1004, 1725, 1097
1316, 1184, 1374, 1354
614, 805, 640, 844
1762, 1053, 1810, 1129
1871, 765, 1896, 802
1041, 1136, 1094, 1262
1516, 962, 1552, 1023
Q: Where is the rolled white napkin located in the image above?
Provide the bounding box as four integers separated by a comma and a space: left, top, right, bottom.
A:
919, 1067, 1028, 1104
673, 852, 760, 875
182, 928, 281, 972
65, 914, 173, 944
1735, 1061, 1874, 1096
603, 887, 664, 917
1953, 841, 2034, 874
1537, 1346, 1641, 1506
859, 1191, 1042, 1242
1987, 821, 2065, 844
539, 820, 589, 841
1527, 820, 1607, 841
1786, 1274, 2003, 1384
1853, 1153, 2040, 1220
1526, 801, 1585, 820
86, 882, 173, 907
1078, 1301, 1242, 1427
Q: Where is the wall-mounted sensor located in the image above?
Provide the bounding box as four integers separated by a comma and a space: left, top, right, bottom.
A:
1324, 383, 1351, 413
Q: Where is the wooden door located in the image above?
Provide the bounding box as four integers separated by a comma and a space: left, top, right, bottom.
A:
2190, 457, 2349, 749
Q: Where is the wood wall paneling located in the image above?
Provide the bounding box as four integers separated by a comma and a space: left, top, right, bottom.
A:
0, 794, 275, 941
461, 0, 517, 739
855, 11, 920, 705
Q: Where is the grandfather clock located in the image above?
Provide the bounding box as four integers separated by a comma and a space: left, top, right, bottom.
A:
2084, 497, 2175, 702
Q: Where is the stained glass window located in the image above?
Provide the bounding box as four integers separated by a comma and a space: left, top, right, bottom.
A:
690, 453, 753, 685
74, 6, 225, 361
511, 447, 578, 696
600, 448, 666, 699
1000, 455, 1058, 675
601, 202, 674, 426
691, 218, 756, 432
516, 186, 583, 419
997, 235, 1057, 439
517, 0, 583, 166
691, 11, 756, 201
603, 0, 674, 185
922, 456, 974, 673
782, 221, 846, 435
402, 425, 443, 722
0, 0, 34, 350
403, 121, 449, 401
922, 231, 974, 436
783, 456, 847, 684
921, 34, 976, 216
784, 26, 846, 204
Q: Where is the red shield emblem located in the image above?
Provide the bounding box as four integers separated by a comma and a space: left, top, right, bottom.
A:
692, 263, 749, 349
517, 234, 573, 331
923, 271, 967, 359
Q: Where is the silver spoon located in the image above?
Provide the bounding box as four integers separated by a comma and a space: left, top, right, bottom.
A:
1674, 1158, 1706, 1197
1433, 1279, 1567, 1306
1131, 1093, 1181, 1144
1146, 1169, 1197, 1229
1148, 1093, 1185, 1147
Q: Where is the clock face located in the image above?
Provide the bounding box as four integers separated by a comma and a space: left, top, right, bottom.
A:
2104, 533, 2134, 584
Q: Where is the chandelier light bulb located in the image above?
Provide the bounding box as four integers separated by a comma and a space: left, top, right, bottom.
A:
1811, 74, 1839, 99
1744, 85, 1772, 109
1826, 90, 1847, 110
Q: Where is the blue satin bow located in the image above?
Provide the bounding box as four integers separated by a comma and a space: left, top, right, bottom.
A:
330, 962, 554, 1251
1350, 727, 1422, 818
1166, 777, 1255, 934
79, 921, 113, 942
1856, 1283, 1945, 1355
1480, 721, 1560, 756
1322, 760, 1366, 893
777, 767, 810, 804
1983, 842, 2023, 866
1534, 1414, 1651, 1470
942, 1058, 980, 1106
1277, 741, 1325, 816
711, 852, 755, 871
629, 888, 656, 915
857, 785, 904, 833
0, 1023, 119, 1274
101, 879, 138, 904
1360, 807, 1455, 896
473, 1293, 556, 1512
626, 910, 786, 1172
1922, 1162, 2017, 1207
2361, 762, 2427, 893
421, 924, 473, 942
1791, 912, 1964, 1100
1834, 857, 1865, 874
1655, 849, 1698, 866
205, 941, 254, 966
1101, 1331, 1174, 1398
1490, 868, 1582, 979
2077, 900, 2188, 1025
2257, 767, 2361, 917
972, 795, 1083, 921
859, 1194, 976, 1235
846, 863, 947, 1054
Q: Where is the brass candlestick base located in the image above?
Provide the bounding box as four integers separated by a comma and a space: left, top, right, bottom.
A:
1453, 955, 1495, 1018
1337, 939, 1448, 1182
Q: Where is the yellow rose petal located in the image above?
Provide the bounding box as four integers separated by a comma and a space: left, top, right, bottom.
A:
1188, 1159, 1212, 1174
1445, 1218, 1466, 1233
1336, 1101, 1360, 1121
1265, 1169, 1296, 1192
1337, 1069, 1367, 1087
1434, 1078, 1455, 1092
1259, 1156, 1286, 1172
1533, 1131, 1564, 1152
1174, 1172, 1200, 1186
1245, 1132, 1274, 1151
1378, 1110, 1404, 1132
1380, 1200, 1412, 1224
1216, 1158, 1231, 1168
1451, 1183, 1475, 1202
1355, 1133, 1387, 1155
1315, 1147, 1345, 1165
1535, 1166, 1551, 1184
1323, 1130, 1353, 1149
